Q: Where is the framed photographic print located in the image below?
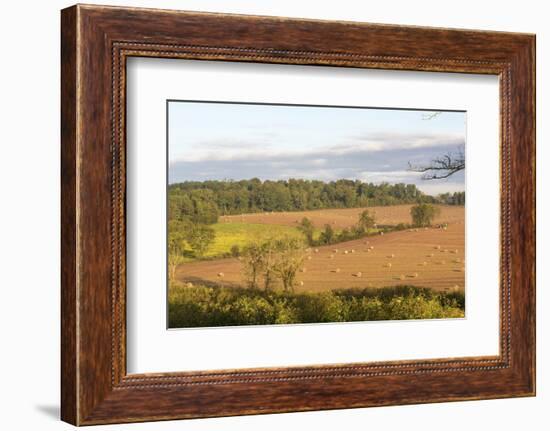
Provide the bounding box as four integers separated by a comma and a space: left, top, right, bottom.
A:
61, 4, 535, 425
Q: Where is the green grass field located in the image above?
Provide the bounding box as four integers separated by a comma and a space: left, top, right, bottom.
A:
182, 222, 306, 261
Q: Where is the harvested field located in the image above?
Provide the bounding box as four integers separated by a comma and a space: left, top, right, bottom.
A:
176, 218, 465, 293
219, 204, 463, 230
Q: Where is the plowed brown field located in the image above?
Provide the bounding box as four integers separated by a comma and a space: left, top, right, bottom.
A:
220, 204, 463, 229
176, 206, 465, 293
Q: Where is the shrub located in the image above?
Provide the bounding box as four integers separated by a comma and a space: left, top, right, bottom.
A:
410, 203, 441, 227
168, 283, 465, 328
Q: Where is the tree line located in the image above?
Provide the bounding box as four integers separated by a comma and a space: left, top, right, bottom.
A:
169, 178, 465, 225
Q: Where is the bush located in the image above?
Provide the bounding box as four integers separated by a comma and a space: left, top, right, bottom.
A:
410, 203, 441, 227
168, 283, 465, 328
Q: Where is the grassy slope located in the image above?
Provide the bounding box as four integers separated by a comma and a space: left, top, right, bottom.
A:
182, 222, 305, 261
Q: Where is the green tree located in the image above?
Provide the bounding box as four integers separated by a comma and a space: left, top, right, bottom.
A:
261, 239, 278, 291
357, 209, 376, 232
319, 224, 335, 244
168, 219, 192, 257
242, 242, 266, 289
272, 237, 306, 292
186, 224, 215, 257
410, 203, 441, 227
168, 253, 186, 282
297, 217, 315, 245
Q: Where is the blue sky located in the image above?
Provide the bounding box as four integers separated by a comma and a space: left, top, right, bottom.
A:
168, 101, 466, 195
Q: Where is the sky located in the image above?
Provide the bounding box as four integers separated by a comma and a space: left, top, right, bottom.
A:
168, 101, 466, 196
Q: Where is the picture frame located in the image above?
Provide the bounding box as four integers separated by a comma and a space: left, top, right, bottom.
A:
61, 4, 535, 425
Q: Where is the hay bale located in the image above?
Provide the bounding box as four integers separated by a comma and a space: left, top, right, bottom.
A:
314, 248, 319, 253
385, 263, 392, 268
307, 256, 312, 260
217, 272, 224, 277
299, 281, 304, 287
333, 268, 341, 273
300, 267, 307, 273
186, 282, 193, 288
353, 272, 362, 278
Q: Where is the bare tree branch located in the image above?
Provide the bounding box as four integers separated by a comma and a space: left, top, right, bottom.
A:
421, 112, 442, 121
408, 148, 465, 180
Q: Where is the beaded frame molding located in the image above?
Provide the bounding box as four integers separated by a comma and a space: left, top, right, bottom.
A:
61, 4, 535, 426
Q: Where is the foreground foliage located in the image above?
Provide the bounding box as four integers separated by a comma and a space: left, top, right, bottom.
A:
168, 284, 465, 328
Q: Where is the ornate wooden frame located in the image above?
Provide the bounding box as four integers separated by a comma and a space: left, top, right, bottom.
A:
61, 4, 536, 425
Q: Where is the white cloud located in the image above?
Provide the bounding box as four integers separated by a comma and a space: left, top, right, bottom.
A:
358, 170, 424, 183
170, 131, 464, 164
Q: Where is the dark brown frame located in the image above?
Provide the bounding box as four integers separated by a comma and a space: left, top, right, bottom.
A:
61, 4, 536, 426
